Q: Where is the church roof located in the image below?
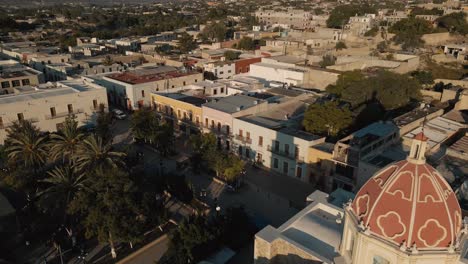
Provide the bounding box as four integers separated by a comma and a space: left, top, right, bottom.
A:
351, 158, 462, 250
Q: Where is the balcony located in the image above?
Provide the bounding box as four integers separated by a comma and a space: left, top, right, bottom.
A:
46, 109, 84, 120
235, 135, 252, 144
267, 145, 304, 163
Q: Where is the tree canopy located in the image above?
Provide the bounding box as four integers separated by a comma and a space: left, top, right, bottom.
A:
326, 4, 377, 28
178, 32, 197, 53
326, 70, 422, 110
302, 101, 353, 137
436, 12, 468, 35
389, 17, 433, 50
236, 36, 255, 50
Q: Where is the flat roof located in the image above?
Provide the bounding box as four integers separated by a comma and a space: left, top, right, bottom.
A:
252, 62, 308, 73
203, 94, 263, 113
393, 106, 441, 127
106, 69, 199, 85
312, 142, 335, 154
267, 55, 306, 64
0, 80, 101, 105
449, 135, 468, 156
159, 93, 206, 107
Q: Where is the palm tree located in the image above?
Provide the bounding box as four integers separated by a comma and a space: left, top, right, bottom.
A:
75, 136, 125, 173
49, 116, 84, 164
39, 166, 89, 218
5, 121, 48, 170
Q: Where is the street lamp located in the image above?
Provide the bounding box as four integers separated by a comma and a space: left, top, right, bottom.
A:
216, 206, 221, 217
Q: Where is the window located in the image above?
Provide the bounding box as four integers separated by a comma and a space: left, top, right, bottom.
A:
259, 136, 263, 147
220, 87, 224, 93
213, 89, 217, 95
226, 140, 230, 150
12, 80, 20, 87
183, 81, 186, 86
373, 256, 389, 264
217, 122, 221, 132
284, 144, 290, 155
17, 113, 24, 121
238, 146, 243, 156
0, 117, 3, 128
1, 81, 10, 88
195, 79, 198, 83
246, 132, 250, 140
211, 120, 215, 128
273, 158, 279, 169
67, 104, 73, 114
274, 140, 280, 151
56, 122, 64, 131
141, 90, 145, 97
295, 146, 299, 159
196, 116, 199, 124
205, 118, 209, 127
283, 162, 289, 174
93, 100, 98, 110
22, 79, 30, 86
226, 125, 230, 135
50, 107, 56, 117
296, 166, 302, 178
239, 129, 243, 138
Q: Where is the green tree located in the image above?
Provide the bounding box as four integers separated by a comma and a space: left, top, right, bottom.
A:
319, 54, 336, 68
5, 121, 48, 171
190, 133, 218, 172
130, 108, 159, 143
201, 22, 227, 42
335, 41, 347, 50
159, 215, 219, 264
411, 71, 434, 85
237, 37, 255, 50
49, 116, 84, 164
376, 41, 388, 53
436, 12, 468, 35
223, 50, 241, 61
389, 18, 433, 50
222, 154, 245, 184
326, 4, 377, 28
102, 55, 114, 66
39, 166, 89, 220
75, 136, 125, 173
68, 168, 144, 259
178, 32, 197, 53
364, 26, 379, 37
302, 101, 353, 137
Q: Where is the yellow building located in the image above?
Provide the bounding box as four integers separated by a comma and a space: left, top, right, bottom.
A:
150, 92, 206, 134
307, 142, 335, 191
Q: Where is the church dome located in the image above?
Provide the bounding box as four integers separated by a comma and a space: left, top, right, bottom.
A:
351, 132, 462, 250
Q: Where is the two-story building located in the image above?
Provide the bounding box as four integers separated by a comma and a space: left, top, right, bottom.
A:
99, 66, 203, 110
0, 78, 108, 144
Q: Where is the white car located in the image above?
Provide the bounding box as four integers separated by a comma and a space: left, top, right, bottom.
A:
112, 109, 127, 120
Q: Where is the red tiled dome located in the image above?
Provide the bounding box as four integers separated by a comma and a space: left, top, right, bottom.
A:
351, 160, 462, 250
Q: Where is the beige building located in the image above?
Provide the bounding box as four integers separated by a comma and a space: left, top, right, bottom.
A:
255, 8, 313, 29
0, 60, 44, 95
0, 78, 108, 144
98, 65, 203, 110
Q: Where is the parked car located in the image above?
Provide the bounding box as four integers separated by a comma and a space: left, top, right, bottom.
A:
112, 109, 127, 120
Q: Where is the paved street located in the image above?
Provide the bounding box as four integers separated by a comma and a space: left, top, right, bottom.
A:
109, 118, 317, 263
117, 235, 169, 264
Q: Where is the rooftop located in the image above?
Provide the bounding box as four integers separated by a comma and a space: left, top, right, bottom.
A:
257, 190, 344, 264
202, 94, 264, 113
0, 79, 103, 105
106, 67, 199, 85
159, 93, 207, 107
393, 105, 442, 127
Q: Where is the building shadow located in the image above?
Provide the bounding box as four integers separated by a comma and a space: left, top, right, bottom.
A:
255, 254, 322, 264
